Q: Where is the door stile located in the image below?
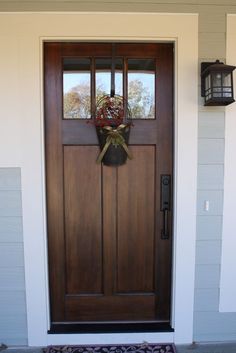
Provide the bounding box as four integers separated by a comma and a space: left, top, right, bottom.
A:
44, 42, 66, 321
155, 44, 173, 320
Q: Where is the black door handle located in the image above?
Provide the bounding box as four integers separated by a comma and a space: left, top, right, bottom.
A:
161, 175, 171, 239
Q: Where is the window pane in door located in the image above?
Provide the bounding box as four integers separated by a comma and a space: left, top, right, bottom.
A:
96, 58, 123, 102
128, 59, 155, 119
63, 58, 91, 119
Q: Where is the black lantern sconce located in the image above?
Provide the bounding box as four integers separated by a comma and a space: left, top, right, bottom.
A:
201, 60, 236, 106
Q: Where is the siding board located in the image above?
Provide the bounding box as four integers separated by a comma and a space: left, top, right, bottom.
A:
0, 168, 27, 346
197, 215, 222, 240
0, 191, 22, 217
0, 244, 25, 267
0, 216, 23, 242
0, 0, 234, 4
195, 240, 222, 265
195, 333, 236, 342
0, 268, 26, 290
195, 33, 229, 338
199, 10, 225, 33
194, 288, 219, 312
198, 112, 224, 138
194, 312, 236, 334
195, 265, 220, 289
0, 291, 27, 315
198, 139, 224, 164
0, 315, 28, 346
0, 168, 21, 190
0, 2, 199, 12
0, 0, 197, 2
199, 32, 225, 58
197, 190, 223, 216
198, 164, 224, 190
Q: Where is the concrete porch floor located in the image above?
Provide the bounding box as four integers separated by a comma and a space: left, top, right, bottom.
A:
1, 343, 236, 353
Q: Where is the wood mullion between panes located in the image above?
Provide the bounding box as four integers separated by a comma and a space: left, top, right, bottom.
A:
91, 57, 95, 118
123, 57, 128, 118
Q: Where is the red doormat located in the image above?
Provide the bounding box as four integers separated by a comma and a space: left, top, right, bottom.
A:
44, 343, 176, 353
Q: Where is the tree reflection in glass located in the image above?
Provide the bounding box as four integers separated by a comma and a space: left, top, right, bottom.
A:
63, 58, 91, 119
128, 59, 155, 119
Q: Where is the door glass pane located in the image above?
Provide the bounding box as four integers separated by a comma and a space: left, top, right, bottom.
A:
222, 72, 232, 97
205, 74, 211, 101
63, 58, 91, 119
212, 72, 222, 97
128, 59, 155, 119
96, 58, 123, 102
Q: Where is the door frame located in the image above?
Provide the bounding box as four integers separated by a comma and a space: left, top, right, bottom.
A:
45, 42, 174, 331
0, 12, 198, 346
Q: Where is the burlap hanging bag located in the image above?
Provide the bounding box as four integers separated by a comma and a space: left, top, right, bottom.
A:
96, 124, 131, 166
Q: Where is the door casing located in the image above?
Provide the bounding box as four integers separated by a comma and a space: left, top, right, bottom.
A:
2, 12, 198, 345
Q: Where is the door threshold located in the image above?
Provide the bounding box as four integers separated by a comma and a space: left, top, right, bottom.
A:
48, 322, 174, 334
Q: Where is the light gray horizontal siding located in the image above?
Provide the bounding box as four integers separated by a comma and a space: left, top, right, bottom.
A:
0, 1, 235, 14
194, 312, 236, 335
0, 191, 22, 217
199, 32, 226, 58
0, 168, 27, 346
199, 9, 225, 33
0, 0, 236, 6
0, 0, 235, 3
0, 0, 196, 3
194, 333, 236, 342
0, 217, 23, 242
198, 165, 224, 190
195, 240, 222, 265
198, 139, 224, 164
195, 70, 236, 340
0, 268, 26, 291
195, 265, 220, 289
0, 315, 28, 346
197, 216, 222, 240
0, 244, 25, 267
0, 168, 21, 190
194, 288, 219, 312
196, 104, 226, 336
198, 111, 224, 138
197, 190, 223, 216
0, 291, 27, 316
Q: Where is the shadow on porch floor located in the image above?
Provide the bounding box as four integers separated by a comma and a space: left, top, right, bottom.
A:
1, 343, 236, 353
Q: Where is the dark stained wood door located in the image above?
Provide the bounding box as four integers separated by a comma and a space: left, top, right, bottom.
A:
44, 42, 173, 332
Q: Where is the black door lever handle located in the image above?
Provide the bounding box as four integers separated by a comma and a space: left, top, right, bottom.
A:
160, 175, 171, 240
161, 209, 169, 239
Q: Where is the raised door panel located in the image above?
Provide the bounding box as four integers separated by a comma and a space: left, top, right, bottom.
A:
116, 146, 155, 293
64, 146, 103, 295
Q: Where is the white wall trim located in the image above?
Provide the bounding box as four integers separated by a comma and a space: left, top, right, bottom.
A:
219, 14, 236, 313
0, 12, 198, 345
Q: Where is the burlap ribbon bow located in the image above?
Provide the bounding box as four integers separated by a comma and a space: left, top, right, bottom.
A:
97, 124, 133, 164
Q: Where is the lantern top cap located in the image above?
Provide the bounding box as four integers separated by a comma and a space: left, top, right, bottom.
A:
201, 60, 236, 77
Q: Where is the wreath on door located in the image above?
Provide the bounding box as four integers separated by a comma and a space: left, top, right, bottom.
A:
94, 94, 133, 166
89, 44, 133, 166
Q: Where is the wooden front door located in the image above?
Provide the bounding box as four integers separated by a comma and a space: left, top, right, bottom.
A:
44, 42, 173, 333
